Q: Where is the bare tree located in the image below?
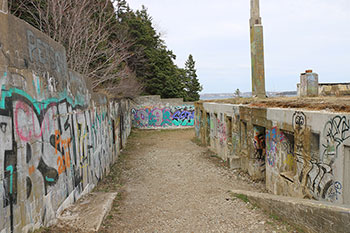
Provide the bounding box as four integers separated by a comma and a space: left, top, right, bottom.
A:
9, 0, 142, 96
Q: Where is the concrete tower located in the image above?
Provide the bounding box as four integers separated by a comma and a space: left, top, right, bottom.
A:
250, 0, 266, 98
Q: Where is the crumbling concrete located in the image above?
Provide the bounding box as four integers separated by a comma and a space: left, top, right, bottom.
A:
0, 0, 7, 14
299, 70, 319, 97
57, 192, 118, 232
195, 101, 350, 206
0, 9, 132, 233
231, 189, 350, 233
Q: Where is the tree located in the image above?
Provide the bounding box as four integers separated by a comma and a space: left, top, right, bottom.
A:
234, 88, 241, 98
117, 5, 186, 98
9, 0, 142, 97
183, 54, 202, 101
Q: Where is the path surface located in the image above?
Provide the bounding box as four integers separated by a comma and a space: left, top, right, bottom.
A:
98, 129, 297, 233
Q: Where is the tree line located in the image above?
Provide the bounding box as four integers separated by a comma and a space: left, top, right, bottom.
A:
9, 0, 202, 101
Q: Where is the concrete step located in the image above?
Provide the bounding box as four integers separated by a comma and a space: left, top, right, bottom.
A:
57, 192, 117, 232
231, 189, 350, 233
228, 156, 240, 169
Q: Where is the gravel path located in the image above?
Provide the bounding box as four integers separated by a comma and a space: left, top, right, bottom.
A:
99, 129, 297, 233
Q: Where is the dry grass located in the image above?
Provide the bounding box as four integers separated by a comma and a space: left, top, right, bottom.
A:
199, 96, 350, 113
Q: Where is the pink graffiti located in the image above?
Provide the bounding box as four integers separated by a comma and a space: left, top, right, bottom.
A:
14, 101, 52, 142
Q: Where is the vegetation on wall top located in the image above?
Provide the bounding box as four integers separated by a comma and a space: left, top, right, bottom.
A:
9, 0, 202, 101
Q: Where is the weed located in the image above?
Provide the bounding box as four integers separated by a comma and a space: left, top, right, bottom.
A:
234, 193, 249, 203
270, 213, 281, 221
191, 137, 205, 146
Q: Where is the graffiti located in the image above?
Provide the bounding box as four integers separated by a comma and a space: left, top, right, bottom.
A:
195, 111, 200, 137
306, 160, 341, 202
5, 165, 13, 194
293, 111, 306, 132
0, 72, 130, 232
292, 111, 310, 190
132, 106, 195, 128
266, 127, 277, 167
327, 181, 342, 202
27, 30, 67, 76
322, 115, 350, 164
280, 131, 295, 169
217, 119, 226, 146
253, 126, 265, 160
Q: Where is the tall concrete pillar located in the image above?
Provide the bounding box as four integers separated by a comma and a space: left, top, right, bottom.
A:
300, 70, 319, 97
250, 0, 266, 98
0, 0, 8, 14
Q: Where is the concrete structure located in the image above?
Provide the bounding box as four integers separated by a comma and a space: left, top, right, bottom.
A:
232, 189, 350, 233
298, 82, 350, 97
299, 70, 319, 97
250, 0, 266, 98
195, 101, 350, 206
0, 8, 132, 233
131, 95, 194, 129
57, 192, 118, 232
0, 0, 7, 14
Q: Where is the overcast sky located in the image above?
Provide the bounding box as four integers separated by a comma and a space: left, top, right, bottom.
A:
126, 0, 350, 94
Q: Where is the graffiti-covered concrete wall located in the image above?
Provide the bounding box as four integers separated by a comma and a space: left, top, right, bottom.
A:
195, 101, 350, 206
0, 10, 131, 233
131, 96, 194, 129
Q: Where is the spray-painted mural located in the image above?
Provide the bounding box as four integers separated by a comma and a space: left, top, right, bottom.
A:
0, 15, 132, 233
0, 72, 131, 233
132, 105, 195, 128
195, 101, 350, 205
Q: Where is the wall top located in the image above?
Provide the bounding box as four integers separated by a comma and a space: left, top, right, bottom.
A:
0, 0, 8, 14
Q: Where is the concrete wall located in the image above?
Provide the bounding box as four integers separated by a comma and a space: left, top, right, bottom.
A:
297, 83, 350, 96
195, 102, 350, 206
131, 95, 194, 129
0, 10, 132, 233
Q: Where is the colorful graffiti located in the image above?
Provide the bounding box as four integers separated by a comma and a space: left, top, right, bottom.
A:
0, 72, 130, 232
266, 127, 277, 167
253, 126, 265, 160
131, 105, 195, 128
280, 131, 295, 170
217, 119, 227, 146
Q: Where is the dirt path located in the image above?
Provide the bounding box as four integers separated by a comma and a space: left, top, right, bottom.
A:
97, 129, 297, 233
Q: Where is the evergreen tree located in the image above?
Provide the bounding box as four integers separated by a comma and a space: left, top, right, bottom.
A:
118, 5, 186, 98
184, 55, 202, 101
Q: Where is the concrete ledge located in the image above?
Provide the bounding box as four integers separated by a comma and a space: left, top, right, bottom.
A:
231, 189, 350, 233
57, 192, 117, 232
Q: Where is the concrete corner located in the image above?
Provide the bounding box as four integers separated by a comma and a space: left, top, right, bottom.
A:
231, 189, 350, 233
0, 0, 7, 14
57, 192, 118, 232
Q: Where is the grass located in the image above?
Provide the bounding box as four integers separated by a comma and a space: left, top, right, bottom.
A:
191, 137, 205, 147
233, 193, 250, 203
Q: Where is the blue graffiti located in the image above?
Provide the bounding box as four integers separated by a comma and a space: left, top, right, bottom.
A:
6, 165, 14, 194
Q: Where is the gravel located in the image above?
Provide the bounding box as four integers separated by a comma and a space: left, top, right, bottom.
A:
99, 129, 297, 233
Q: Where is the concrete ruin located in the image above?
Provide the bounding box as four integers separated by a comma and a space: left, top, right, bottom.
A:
250, 0, 266, 98
0, 5, 133, 233
195, 101, 350, 205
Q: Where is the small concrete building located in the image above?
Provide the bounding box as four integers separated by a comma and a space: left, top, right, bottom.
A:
195, 98, 350, 205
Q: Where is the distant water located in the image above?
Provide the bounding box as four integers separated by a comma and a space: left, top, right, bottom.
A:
200, 91, 297, 100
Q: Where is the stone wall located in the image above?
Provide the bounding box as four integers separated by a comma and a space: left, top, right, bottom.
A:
131, 95, 195, 129
0, 10, 132, 233
195, 102, 350, 206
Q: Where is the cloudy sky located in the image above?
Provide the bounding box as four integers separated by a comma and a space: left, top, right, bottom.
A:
126, 0, 350, 93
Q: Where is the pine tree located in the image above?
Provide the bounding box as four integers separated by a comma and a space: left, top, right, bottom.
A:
184, 55, 202, 101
